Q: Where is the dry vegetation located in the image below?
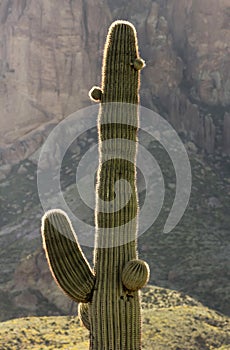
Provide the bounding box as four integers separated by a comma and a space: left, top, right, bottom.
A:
0, 286, 229, 350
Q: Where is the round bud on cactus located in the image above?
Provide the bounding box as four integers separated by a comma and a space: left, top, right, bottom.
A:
89, 86, 103, 102
122, 259, 150, 291
132, 58, 145, 71
78, 302, 90, 330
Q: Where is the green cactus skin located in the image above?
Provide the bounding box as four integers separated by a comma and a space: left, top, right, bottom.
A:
41, 20, 149, 350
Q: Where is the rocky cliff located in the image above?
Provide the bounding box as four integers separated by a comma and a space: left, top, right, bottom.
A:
0, 0, 230, 170
0, 0, 111, 167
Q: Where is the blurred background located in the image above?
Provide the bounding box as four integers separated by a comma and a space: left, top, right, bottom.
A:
0, 0, 229, 322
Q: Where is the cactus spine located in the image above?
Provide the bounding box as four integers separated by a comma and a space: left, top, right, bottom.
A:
41, 20, 149, 350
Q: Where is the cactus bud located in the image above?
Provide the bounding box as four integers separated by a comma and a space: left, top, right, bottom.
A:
89, 86, 103, 102
122, 259, 150, 291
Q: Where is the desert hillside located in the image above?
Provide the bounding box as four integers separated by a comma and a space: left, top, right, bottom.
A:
0, 0, 229, 326
0, 286, 229, 350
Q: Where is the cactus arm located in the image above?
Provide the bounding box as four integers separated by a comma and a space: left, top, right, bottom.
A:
41, 209, 95, 303
78, 303, 90, 330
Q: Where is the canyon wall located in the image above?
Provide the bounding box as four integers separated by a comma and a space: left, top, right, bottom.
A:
0, 0, 230, 170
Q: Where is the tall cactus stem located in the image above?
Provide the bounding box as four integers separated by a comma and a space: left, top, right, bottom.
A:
88, 20, 149, 350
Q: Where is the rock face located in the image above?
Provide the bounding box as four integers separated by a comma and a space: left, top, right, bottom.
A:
166, 0, 230, 106
162, 0, 230, 153
0, 0, 111, 154
0, 0, 230, 166
223, 112, 230, 154
12, 249, 75, 316
140, 0, 230, 154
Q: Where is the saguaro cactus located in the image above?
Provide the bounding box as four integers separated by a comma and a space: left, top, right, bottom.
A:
41, 20, 149, 350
